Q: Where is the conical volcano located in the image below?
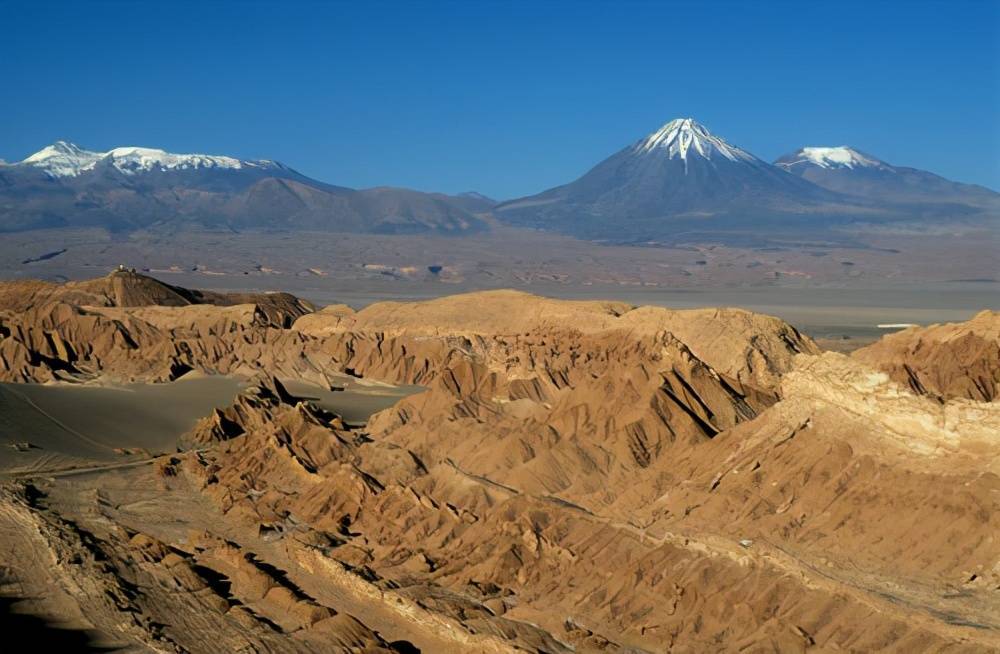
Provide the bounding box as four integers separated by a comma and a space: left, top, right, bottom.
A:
495, 118, 864, 243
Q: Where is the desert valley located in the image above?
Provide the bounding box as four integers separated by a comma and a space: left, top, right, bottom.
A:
0, 119, 997, 654
2, 118, 996, 351
0, 269, 997, 652
1, 2, 998, 650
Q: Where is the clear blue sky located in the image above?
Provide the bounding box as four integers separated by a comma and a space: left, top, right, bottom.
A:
1, 0, 997, 199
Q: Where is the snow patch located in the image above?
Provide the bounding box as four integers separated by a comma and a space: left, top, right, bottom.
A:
634, 118, 758, 163
20, 141, 283, 178
783, 146, 883, 170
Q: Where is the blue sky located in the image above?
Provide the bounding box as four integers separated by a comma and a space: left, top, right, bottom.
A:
1, 0, 997, 199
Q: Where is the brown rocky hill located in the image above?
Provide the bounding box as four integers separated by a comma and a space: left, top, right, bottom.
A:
0, 276, 997, 652
0, 271, 322, 382
852, 310, 999, 402
0, 269, 312, 325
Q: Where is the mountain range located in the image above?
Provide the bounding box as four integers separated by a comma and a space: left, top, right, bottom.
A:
775, 145, 1000, 214
495, 118, 999, 243
0, 142, 494, 234
1, 120, 996, 243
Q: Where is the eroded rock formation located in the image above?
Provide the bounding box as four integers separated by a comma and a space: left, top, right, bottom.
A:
0, 274, 996, 652
853, 310, 1000, 402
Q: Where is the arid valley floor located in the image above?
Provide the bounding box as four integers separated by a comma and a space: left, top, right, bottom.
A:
3, 225, 997, 349
0, 266, 996, 652
3, 0, 1000, 650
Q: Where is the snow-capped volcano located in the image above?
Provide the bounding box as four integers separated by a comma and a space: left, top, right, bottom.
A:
634, 118, 757, 164
775, 146, 999, 209
21, 141, 284, 178
495, 117, 852, 242
776, 146, 885, 171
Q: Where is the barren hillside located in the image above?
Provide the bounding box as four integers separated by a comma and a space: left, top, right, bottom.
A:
0, 273, 996, 652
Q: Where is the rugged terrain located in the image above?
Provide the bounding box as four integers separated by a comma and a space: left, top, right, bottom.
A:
853, 309, 1000, 402
0, 272, 997, 652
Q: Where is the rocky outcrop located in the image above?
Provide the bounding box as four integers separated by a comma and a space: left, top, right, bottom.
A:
0, 482, 412, 653
852, 310, 1000, 402
180, 344, 1000, 652
2, 275, 997, 652
642, 352, 1000, 586
298, 289, 816, 392
0, 300, 328, 383
186, 292, 998, 651
0, 282, 814, 397
0, 270, 313, 326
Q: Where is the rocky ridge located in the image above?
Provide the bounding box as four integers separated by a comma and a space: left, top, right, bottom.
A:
852, 310, 1000, 402
0, 273, 997, 652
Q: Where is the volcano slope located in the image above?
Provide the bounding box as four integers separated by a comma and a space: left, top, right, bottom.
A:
0, 274, 997, 652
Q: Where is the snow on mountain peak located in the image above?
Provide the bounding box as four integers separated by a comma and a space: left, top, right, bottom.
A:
20, 142, 283, 178
781, 146, 884, 170
22, 141, 103, 177
634, 118, 757, 163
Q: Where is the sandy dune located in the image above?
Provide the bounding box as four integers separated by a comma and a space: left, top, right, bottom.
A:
0, 377, 241, 473
0, 375, 420, 476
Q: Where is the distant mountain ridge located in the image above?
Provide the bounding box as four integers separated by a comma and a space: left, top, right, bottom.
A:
22, 141, 289, 178
495, 118, 876, 243
775, 146, 1000, 212
495, 118, 998, 244
1, 124, 995, 242
776, 146, 887, 171
0, 141, 491, 234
